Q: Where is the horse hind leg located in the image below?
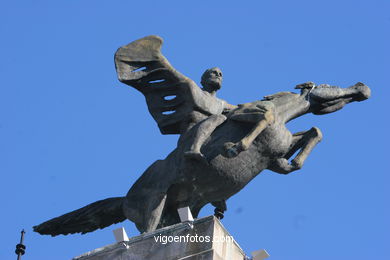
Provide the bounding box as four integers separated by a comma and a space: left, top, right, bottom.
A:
123, 160, 170, 233
143, 194, 167, 233
124, 193, 167, 233
268, 127, 323, 174
211, 200, 227, 219
157, 204, 202, 230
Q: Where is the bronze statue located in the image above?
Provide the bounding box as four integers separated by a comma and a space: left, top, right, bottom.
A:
34, 36, 371, 236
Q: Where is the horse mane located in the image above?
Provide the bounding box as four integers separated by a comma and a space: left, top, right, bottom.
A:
263, 92, 295, 101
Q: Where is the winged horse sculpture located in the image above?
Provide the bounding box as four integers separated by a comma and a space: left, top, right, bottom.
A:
34, 36, 371, 236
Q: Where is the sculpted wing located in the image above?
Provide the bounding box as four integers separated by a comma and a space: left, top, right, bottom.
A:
115, 35, 226, 134
33, 197, 125, 236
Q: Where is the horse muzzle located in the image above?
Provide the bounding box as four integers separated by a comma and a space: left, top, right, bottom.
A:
348, 82, 371, 101
309, 82, 371, 115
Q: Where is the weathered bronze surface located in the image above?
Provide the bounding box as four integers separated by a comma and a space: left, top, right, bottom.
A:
34, 36, 371, 236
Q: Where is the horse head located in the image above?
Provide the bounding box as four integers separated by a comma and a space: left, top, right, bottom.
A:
298, 82, 371, 115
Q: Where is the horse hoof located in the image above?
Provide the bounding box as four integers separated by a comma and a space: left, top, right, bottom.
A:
223, 143, 239, 158
227, 148, 239, 158
184, 151, 208, 164
291, 159, 302, 170
214, 208, 224, 220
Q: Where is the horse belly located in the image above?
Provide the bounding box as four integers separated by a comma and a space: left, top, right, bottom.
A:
192, 149, 268, 202
259, 124, 292, 157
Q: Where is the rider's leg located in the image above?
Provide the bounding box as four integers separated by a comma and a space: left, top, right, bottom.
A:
185, 114, 227, 158
240, 109, 274, 150
225, 109, 274, 157
268, 127, 322, 174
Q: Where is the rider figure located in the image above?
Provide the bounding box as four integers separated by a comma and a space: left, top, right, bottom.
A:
184, 67, 236, 160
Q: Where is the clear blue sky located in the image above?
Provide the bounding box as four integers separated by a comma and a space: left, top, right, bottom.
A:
1, 1, 389, 259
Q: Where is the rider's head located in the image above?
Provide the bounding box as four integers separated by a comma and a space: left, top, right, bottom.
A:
201, 67, 223, 93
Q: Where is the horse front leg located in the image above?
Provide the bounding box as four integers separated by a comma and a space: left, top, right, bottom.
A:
268, 127, 323, 174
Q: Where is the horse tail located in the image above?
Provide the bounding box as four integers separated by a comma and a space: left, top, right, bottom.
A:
33, 197, 126, 236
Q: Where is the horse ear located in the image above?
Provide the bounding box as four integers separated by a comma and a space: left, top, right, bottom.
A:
295, 82, 315, 89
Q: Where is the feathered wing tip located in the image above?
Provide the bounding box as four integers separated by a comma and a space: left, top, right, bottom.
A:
114, 36, 199, 135
33, 197, 126, 236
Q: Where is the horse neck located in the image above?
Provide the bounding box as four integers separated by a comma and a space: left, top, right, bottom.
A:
272, 93, 310, 123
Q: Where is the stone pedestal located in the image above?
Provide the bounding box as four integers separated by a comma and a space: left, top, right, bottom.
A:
73, 216, 248, 260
